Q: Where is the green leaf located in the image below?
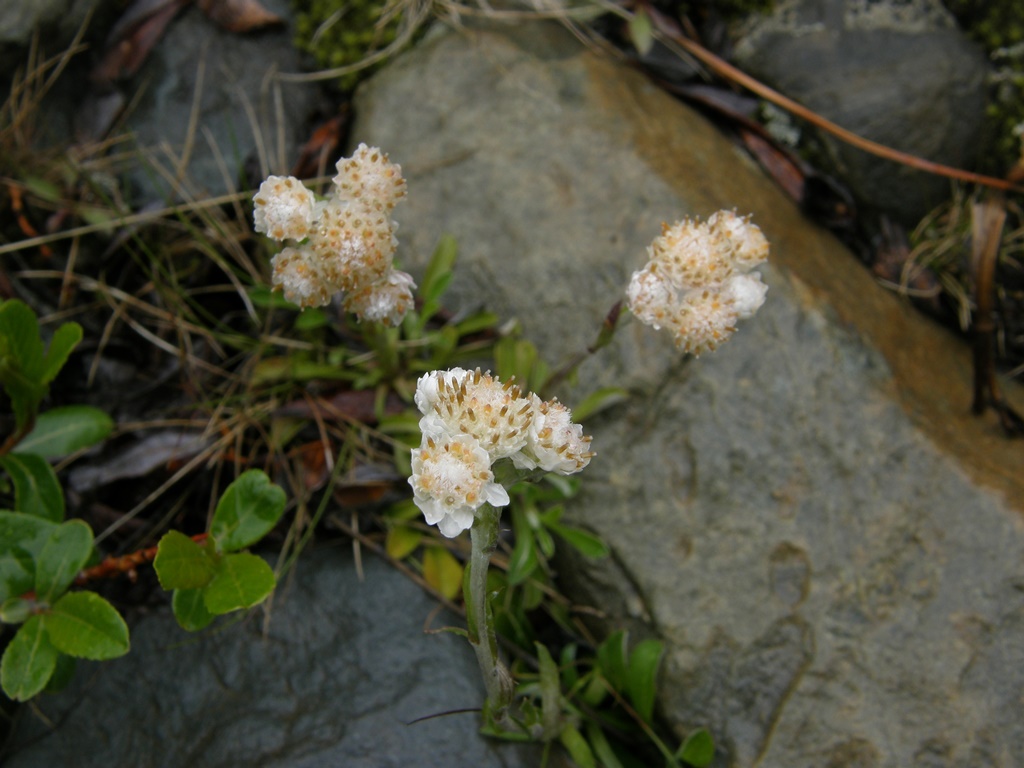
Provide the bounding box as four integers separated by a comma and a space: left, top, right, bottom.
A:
627, 638, 663, 722
209, 470, 286, 552
677, 727, 715, 768
1, 596, 32, 623
423, 546, 463, 601
293, 308, 328, 331
546, 521, 610, 559
40, 322, 82, 385
203, 552, 276, 614
629, 7, 654, 56
154, 531, 217, 590
1, 615, 58, 701
43, 591, 130, 660
559, 725, 596, 768
0, 300, 44, 379
597, 630, 629, 692
570, 386, 628, 422
385, 525, 422, 560
421, 234, 458, 305
0, 453, 64, 521
0, 511, 58, 602
172, 588, 215, 631
35, 520, 93, 604
18, 406, 114, 458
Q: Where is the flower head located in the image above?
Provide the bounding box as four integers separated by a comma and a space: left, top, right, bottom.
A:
253, 176, 317, 241
513, 394, 594, 474
415, 368, 534, 461
254, 146, 416, 323
627, 211, 769, 355
333, 143, 407, 212
409, 433, 510, 538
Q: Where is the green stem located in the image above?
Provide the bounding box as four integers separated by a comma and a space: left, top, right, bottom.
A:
468, 504, 514, 727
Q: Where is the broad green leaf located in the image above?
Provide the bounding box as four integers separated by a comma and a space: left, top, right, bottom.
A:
154, 531, 217, 590
385, 525, 422, 560
597, 630, 629, 692
209, 470, 286, 552
677, 727, 715, 768
35, 520, 93, 604
40, 322, 82, 385
43, 591, 130, 660
423, 546, 463, 601
559, 725, 596, 768
627, 639, 663, 722
0, 511, 58, 601
546, 521, 609, 559
1, 597, 32, 623
0, 453, 64, 521
203, 552, 276, 614
1, 615, 58, 701
0, 301, 47, 430
172, 588, 215, 632
293, 308, 328, 330
18, 406, 114, 458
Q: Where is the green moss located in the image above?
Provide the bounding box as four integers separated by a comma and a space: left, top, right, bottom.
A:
943, 1, 1024, 175
292, 0, 413, 92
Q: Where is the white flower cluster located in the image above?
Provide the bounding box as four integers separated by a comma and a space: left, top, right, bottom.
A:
252, 144, 415, 326
626, 210, 769, 356
409, 368, 594, 537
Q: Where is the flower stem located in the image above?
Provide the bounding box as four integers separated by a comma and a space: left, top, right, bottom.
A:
468, 504, 514, 728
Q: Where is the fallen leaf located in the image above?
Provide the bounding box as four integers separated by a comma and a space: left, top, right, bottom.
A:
91, 0, 188, 85
197, 0, 283, 33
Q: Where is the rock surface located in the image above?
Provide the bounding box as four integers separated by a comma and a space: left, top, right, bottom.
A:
351, 21, 1024, 767
730, 0, 989, 224
5, 548, 540, 768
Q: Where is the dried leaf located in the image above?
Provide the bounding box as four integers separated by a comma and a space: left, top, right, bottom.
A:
197, 0, 283, 33
91, 0, 188, 85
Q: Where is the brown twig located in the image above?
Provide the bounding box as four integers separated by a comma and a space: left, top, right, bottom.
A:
646, 9, 1024, 195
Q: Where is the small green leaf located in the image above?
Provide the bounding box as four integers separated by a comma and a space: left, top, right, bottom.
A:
546, 521, 609, 559
172, 588, 215, 631
0, 511, 58, 601
293, 308, 328, 331
35, 520, 93, 604
385, 525, 422, 560
18, 406, 114, 458
43, 591, 130, 660
1, 615, 58, 701
0, 453, 64, 521
570, 386, 628, 422
506, 526, 539, 586
209, 470, 286, 552
627, 638, 663, 722
423, 546, 463, 601
597, 630, 629, 692
677, 727, 715, 768
585, 722, 625, 768
559, 725, 596, 768
629, 7, 654, 56
203, 552, 276, 614
23, 176, 63, 203
40, 322, 82, 385
0, 300, 44, 378
154, 531, 216, 590
421, 234, 458, 305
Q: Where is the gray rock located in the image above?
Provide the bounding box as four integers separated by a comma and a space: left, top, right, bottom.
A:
5, 548, 540, 767
351, 21, 1024, 766
115, 0, 316, 203
730, 0, 989, 224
